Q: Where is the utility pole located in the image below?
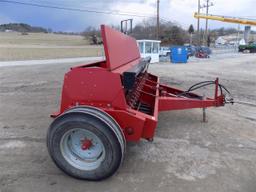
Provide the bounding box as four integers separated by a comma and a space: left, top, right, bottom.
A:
156, 0, 160, 40
197, 0, 201, 45
201, 0, 214, 45
236, 24, 240, 51
205, 0, 210, 45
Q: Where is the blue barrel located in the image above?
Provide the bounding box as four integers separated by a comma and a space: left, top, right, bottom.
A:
170, 46, 188, 63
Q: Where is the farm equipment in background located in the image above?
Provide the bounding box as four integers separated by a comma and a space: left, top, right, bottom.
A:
195, 46, 211, 58
90, 35, 102, 45
47, 25, 232, 181
195, 49, 210, 58
121, 19, 133, 34
239, 42, 256, 53
159, 46, 171, 57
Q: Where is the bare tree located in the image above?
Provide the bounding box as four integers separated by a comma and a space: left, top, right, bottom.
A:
188, 24, 195, 45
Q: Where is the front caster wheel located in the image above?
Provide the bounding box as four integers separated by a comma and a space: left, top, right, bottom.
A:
47, 107, 125, 181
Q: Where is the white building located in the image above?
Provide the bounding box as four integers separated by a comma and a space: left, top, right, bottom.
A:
215, 35, 246, 46
137, 40, 161, 63
239, 39, 246, 45
4, 29, 14, 33
215, 37, 227, 45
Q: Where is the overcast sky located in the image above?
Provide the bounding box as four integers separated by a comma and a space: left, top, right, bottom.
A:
0, 0, 255, 32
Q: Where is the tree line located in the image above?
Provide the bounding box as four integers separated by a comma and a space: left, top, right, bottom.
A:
0, 23, 49, 33
0, 21, 247, 45
82, 19, 245, 46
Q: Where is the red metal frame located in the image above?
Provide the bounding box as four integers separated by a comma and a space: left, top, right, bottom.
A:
51, 25, 225, 142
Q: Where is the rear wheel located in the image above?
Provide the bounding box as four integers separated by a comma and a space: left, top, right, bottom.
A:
47, 107, 125, 181
243, 49, 250, 53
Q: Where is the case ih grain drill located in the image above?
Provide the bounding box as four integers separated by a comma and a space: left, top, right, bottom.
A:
47, 25, 232, 181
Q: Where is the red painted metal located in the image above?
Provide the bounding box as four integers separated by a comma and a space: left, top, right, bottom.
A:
52, 25, 226, 142
81, 139, 92, 150
101, 25, 140, 72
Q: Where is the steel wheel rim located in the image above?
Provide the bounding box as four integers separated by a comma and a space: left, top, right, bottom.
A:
60, 128, 105, 171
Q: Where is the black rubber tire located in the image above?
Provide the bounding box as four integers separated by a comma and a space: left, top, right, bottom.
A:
47, 106, 125, 181
243, 49, 249, 53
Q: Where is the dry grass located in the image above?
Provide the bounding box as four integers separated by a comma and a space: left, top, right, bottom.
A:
0, 32, 104, 60
0, 32, 89, 46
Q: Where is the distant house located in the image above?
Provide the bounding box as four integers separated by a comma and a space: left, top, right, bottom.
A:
215, 35, 244, 46
215, 37, 227, 45
4, 29, 14, 33
239, 39, 246, 45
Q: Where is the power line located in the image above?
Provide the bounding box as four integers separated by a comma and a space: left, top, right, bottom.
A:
30, 0, 154, 15
0, 0, 155, 18
0, 0, 184, 32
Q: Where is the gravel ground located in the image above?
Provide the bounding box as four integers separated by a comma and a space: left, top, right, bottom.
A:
0, 53, 256, 192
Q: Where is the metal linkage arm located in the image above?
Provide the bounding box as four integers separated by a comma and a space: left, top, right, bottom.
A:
158, 78, 226, 112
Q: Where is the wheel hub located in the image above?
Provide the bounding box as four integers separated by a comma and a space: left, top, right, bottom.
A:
60, 128, 105, 171
81, 138, 92, 150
